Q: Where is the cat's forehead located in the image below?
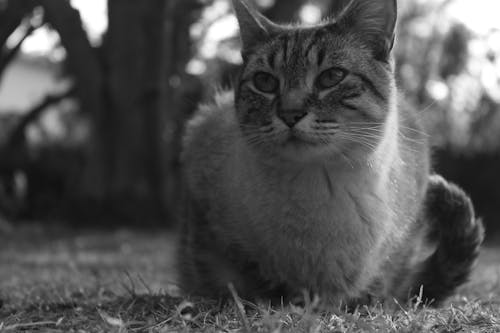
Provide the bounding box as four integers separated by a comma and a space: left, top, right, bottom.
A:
245, 26, 368, 73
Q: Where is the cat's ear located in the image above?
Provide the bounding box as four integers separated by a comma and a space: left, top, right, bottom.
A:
232, 0, 280, 53
334, 0, 397, 60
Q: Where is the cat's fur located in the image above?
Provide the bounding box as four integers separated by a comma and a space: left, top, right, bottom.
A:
178, 0, 484, 306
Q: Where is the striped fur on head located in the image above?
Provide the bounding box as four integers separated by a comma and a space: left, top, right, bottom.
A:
233, 0, 397, 163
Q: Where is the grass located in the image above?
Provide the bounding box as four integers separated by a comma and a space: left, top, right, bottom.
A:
0, 225, 499, 332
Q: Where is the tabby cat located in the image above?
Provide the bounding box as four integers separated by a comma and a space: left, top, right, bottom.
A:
178, 0, 484, 306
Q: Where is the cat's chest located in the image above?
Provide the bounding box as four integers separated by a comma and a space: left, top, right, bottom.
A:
218, 161, 389, 292
224, 162, 386, 238
254, 170, 348, 226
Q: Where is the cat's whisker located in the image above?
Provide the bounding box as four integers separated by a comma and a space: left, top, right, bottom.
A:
341, 132, 383, 141
336, 134, 379, 151
312, 131, 339, 137
342, 134, 380, 147
312, 126, 340, 132
348, 122, 430, 137
315, 120, 339, 124
343, 129, 386, 136
315, 127, 340, 130
345, 125, 385, 129
344, 128, 428, 148
398, 125, 430, 136
247, 135, 275, 145
345, 122, 385, 126
343, 127, 385, 132
356, 136, 420, 153
345, 122, 386, 126
397, 135, 428, 146
348, 134, 422, 154
314, 122, 340, 127
346, 121, 386, 125
240, 125, 275, 134
343, 131, 385, 137
245, 129, 290, 147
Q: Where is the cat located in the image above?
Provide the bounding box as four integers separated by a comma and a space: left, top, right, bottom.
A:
178, 0, 484, 307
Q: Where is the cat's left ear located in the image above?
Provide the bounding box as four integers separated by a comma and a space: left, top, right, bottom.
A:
335, 0, 397, 61
232, 0, 281, 54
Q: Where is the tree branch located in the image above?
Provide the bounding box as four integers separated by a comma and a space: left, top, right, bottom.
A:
7, 85, 77, 148
0, 0, 36, 50
0, 86, 75, 176
40, 0, 103, 115
0, 22, 37, 75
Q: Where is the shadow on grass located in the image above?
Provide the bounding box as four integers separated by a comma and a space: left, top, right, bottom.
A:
1, 293, 225, 332
0, 226, 499, 332
2, 291, 500, 332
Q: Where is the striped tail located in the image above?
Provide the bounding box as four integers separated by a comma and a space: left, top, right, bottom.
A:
412, 175, 485, 305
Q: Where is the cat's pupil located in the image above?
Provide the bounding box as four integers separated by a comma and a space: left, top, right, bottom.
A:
317, 68, 346, 90
254, 72, 279, 93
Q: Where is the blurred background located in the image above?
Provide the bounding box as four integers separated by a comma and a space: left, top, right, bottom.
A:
0, 0, 499, 238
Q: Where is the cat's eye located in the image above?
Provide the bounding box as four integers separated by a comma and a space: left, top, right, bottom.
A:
253, 72, 279, 94
316, 68, 347, 90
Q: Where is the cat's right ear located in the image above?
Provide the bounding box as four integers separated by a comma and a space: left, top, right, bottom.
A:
330, 0, 397, 61
232, 0, 279, 53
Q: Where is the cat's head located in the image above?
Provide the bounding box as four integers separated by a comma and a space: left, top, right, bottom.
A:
233, 0, 398, 164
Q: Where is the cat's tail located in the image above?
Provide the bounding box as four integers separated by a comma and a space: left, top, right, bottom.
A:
411, 174, 485, 306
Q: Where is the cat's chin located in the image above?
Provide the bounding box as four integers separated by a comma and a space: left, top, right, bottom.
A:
282, 135, 316, 148
246, 134, 364, 165
274, 140, 339, 163
272, 140, 368, 166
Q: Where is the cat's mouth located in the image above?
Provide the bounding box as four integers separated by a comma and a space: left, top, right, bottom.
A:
283, 131, 315, 147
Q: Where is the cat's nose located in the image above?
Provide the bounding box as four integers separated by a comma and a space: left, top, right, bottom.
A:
277, 109, 308, 128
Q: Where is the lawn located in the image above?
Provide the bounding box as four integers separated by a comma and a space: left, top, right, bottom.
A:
0, 225, 499, 332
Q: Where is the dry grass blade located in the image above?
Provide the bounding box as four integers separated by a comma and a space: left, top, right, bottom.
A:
0, 319, 62, 331
98, 309, 125, 328
228, 283, 251, 333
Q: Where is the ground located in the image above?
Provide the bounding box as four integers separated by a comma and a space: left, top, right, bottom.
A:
0, 225, 499, 332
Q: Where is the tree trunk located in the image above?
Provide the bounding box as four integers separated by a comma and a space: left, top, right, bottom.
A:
104, 0, 150, 202
163, 0, 204, 223
38, 0, 201, 223
141, 0, 169, 221
1, 0, 204, 223
41, 0, 106, 199
97, 0, 175, 221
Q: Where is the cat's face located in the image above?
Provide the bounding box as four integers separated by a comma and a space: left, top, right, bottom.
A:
233, 0, 397, 163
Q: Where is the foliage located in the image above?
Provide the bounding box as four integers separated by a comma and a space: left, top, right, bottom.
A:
396, 0, 500, 154
0, 0, 500, 225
